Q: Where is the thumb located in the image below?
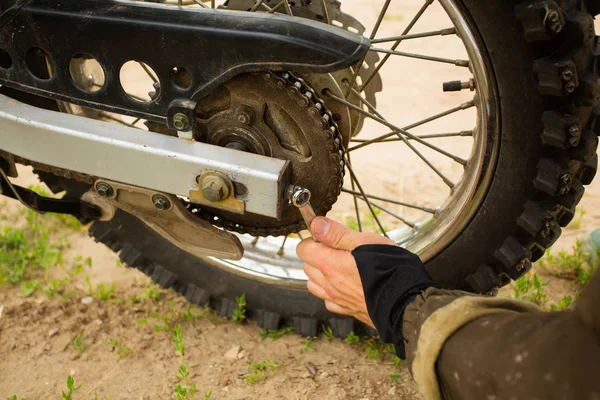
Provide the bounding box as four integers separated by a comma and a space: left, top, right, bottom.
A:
311, 217, 395, 251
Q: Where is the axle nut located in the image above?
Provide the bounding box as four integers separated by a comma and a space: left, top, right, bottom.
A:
202, 175, 230, 202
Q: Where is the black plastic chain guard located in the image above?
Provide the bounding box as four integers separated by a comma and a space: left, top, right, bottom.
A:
0, 0, 369, 126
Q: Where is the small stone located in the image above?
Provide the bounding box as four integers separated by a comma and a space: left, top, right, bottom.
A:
224, 345, 241, 359
48, 328, 59, 338
321, 372, 329, 379
388, 387, 396, 395
143, 334, 153, 340
81, 296, 94, 305
94, 319, 103, 325
237, 350, 247, 359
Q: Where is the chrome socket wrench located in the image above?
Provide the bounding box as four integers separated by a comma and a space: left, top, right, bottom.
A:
286, 185, 318, 241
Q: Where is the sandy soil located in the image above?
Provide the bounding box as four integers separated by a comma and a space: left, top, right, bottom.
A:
1, 1, 600, 399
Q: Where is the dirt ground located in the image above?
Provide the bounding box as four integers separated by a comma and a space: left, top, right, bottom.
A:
1, 1, 600, 399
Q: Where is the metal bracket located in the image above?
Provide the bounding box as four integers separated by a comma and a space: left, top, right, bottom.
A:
85, 180, 244, 260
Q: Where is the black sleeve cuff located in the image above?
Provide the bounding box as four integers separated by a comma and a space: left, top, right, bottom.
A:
352, 244, 439, 358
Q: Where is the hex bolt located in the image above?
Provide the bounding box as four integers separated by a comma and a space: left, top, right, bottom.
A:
202, 175, 230, 203
172, 113, 190, 131
96, 182, 113, 198
152, 194, 171, 211
235, 105, 254, 125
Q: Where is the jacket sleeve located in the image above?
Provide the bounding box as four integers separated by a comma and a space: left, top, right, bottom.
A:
403, 271, 600, 400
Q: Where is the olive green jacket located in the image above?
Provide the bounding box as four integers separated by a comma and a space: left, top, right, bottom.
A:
403, 270, 600, 399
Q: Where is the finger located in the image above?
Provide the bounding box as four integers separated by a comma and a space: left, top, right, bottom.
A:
311, 217, 395, 251
306, 280, 331, 301
303, 263, 328, 288
325, 300, 351, 316
304, 263, 342, 300
298, 242, 355, 277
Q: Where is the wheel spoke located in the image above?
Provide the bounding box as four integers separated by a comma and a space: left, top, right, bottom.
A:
347, 152, 362, 232
347, 98, 475, 152
341, 188, 437, 214
350, 130, 474, 144
345, 161, 389, 237
326, 91, 455, 187
353, 194, 415, 228
369, 47, 469, 67
359, 0, 434, 92
344, 0, 393, 97
268, 0, 287, 13
277, 235, 288, 256
251, 0, 270, 11
191, 0, 209, 8
100, 113, 141, 128
138, 62, 159, 83
371, 27, 457, 44
283, 0, 293, 16
327, 90, 468, 166
320, 0, 330, 24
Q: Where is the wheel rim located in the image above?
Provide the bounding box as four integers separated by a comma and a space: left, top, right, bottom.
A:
70, 0, 500, 288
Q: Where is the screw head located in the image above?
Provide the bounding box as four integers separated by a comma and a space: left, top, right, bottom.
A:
172, 113, 190, 131
152, 194, 171, 211
96, 182, 113, 198
202, 175, 230, 202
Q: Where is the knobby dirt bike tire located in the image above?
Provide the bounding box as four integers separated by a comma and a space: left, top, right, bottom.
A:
14, 0, 600, 337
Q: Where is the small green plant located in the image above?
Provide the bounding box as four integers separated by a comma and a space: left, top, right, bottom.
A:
104, 338, 132, 360
345, 331, 360, 345
245, 358, 279, 384
232, 294, 247, 323
322, 325, 334, 341
512, 273, 548, 307
539, 240, 598, 288
259, 326, 294, 341
61, 375, 81, 400
7, 396, 22, 400
71, 332, 89, 352
390, 370, 400, 382
172, 324, 186, 356
362, 338, 397, 362
141, 284, 162, 303
300, 338, 315, 353
71, 255, 92, 276
0, 220, 62, 286
86, 278, 115, 301
549, 295, 574, 311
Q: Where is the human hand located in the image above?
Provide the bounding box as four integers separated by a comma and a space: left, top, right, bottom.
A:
296, 217, 396, 328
